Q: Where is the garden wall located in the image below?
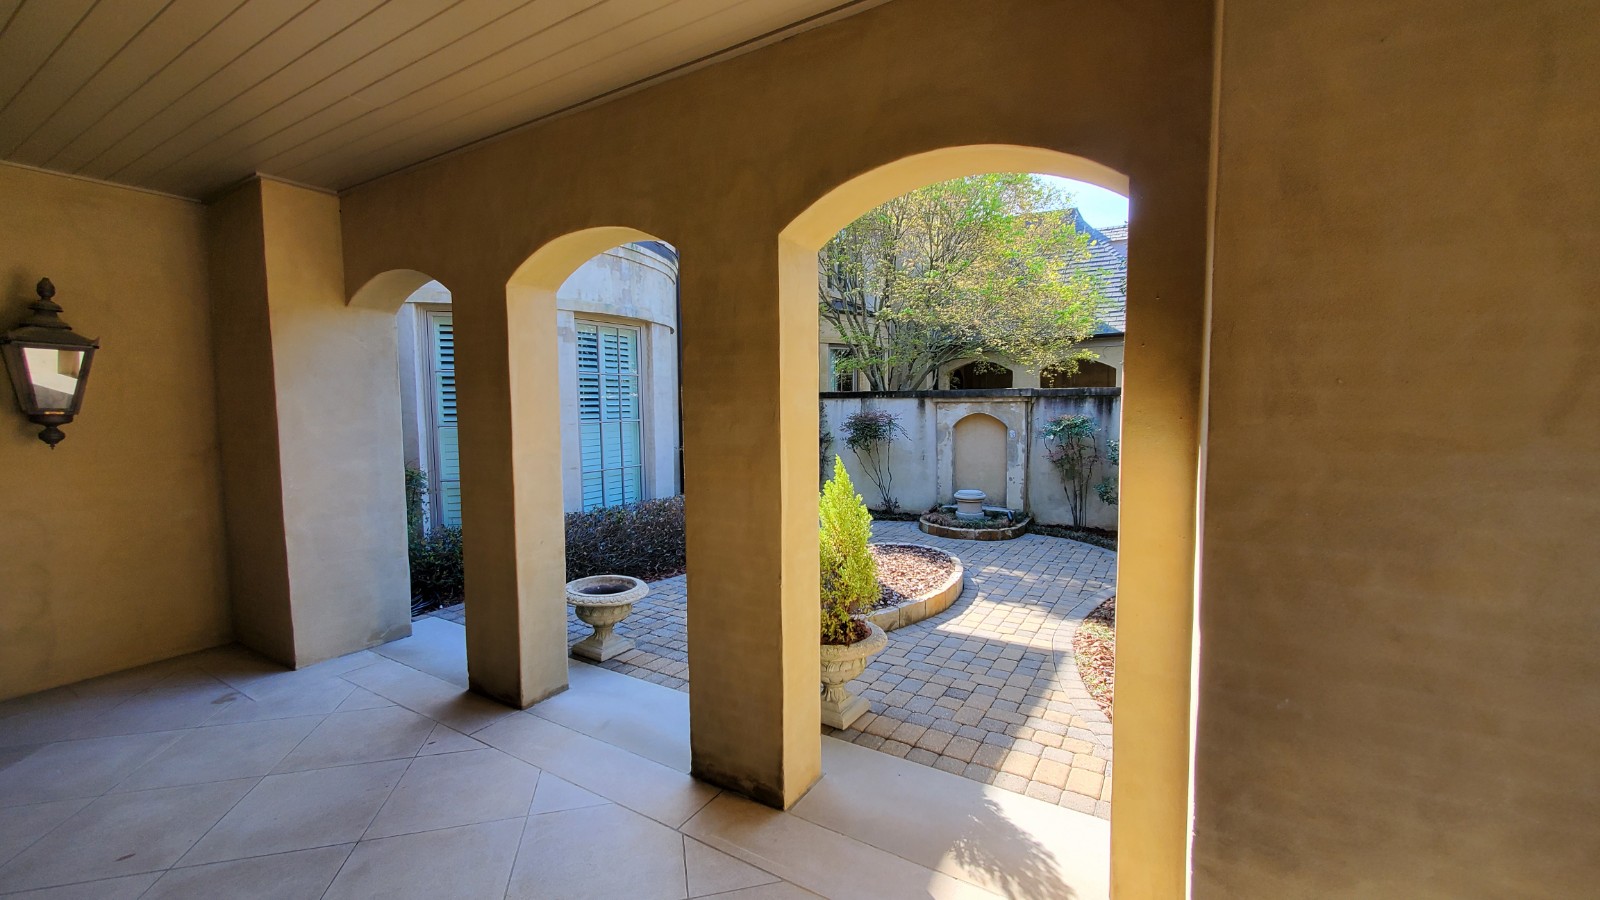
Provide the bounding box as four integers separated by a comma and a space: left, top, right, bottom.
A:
820, 387, 1121, 530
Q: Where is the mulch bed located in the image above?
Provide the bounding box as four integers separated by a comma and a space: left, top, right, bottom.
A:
1073, 595, 1116, 718
871, 544, 957, 609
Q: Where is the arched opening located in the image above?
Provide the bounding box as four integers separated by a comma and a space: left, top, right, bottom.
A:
949, 361, 1015, 390
1043, 359, 1119, 388
952, 413, 1008, 503
462, 227, 678, 708
345, 270, 470, 684
783, 145, 1176, 890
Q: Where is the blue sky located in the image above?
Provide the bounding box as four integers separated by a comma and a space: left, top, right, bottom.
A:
1034, 175, 1128, 230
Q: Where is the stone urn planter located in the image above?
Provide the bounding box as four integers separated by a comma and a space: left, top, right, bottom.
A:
820, 620, 888, 729
566, 574, 647, 662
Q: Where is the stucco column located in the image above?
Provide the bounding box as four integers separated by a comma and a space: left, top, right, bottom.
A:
205, 178, 411, 667
680, 233, 821, 808
450, 271, 570, 708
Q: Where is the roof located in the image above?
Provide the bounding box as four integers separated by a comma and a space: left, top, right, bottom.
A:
1054, 209, 1127, 336
1098, 224, 1129, 244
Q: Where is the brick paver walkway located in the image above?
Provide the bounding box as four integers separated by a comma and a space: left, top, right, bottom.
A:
432, 522, 1116, 818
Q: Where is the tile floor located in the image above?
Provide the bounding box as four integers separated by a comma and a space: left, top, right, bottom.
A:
0, 623, 1109, 899
481, 522, 1117, 817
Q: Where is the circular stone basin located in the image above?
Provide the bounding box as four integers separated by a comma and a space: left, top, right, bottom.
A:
865, 543, 964, 632
918, 510, 1032, 541
564, 574, 648, 607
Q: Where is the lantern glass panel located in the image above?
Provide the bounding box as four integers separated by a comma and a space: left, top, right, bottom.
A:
22, 346, 84, 413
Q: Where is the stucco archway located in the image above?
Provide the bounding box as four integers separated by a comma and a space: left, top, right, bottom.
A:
780, 144, 1185, 891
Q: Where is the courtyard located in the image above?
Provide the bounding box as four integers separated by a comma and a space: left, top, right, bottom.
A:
437, 523, 1116, 818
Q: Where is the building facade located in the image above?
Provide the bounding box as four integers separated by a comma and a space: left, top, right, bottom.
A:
397, 242, 680, 527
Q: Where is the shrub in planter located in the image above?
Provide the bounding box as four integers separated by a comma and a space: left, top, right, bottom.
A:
841, 409, 906, 512
565, 496, 686, 583
819, 457, 878, 645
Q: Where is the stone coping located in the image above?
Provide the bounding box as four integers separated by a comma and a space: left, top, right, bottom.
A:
918, 514, 1032, 541
866, 543, 965, 633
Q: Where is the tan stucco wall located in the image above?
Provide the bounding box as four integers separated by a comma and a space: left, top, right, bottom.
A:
0, 164, 229, 699
1195, 2, 1600, 896
337, 0, 1210, 890
952, 412, 1008, 505
208, 178, 411, 669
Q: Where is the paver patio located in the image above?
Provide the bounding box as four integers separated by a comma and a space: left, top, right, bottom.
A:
434, 521, 1116, 817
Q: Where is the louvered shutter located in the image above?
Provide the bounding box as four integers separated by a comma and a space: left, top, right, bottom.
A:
429, 312, 463, 526
576, 321, 644, 510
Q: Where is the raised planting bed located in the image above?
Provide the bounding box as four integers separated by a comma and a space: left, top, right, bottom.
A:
918, 508, 1032, 541
865, 543, 965, 632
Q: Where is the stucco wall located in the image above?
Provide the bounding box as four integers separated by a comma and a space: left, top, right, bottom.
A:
1194, 2, 1600, 896
0, 164, 229, 699
822, 389, 1121, 529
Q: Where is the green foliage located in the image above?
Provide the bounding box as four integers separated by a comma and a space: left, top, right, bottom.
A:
1095, 438, 1120, 507
842, 409, 905, 511
565, 496, 686, 582
404, 465, 428, 540
819, 173, 1104, 390
1040, 414, 1104, 527
409, 525, 464, 612
819, 458, 878, 645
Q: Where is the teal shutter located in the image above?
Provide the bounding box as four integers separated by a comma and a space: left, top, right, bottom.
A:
576, 321, 643, 510
429, 312, 462, 527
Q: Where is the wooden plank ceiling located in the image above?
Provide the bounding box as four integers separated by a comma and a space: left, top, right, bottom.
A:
0, 0, 871, 199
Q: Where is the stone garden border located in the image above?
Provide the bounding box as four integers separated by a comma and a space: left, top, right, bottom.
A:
918, 513, 1033, 541
866, 543, 966, 632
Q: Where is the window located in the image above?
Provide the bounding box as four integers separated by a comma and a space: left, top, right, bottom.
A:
576, 321, 644, 510
828, 347, 856, 392
426, 311, 462, 526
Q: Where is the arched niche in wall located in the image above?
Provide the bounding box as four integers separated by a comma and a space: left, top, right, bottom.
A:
951, 412, 1009, 505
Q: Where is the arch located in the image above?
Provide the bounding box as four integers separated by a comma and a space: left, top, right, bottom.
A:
952, 412, 1008, 504
348, 268, 436, 311
950, 360, 1015, 390
1044, 359, 1119, 388
779, 145, 1185, 888
462, 225, 675, 710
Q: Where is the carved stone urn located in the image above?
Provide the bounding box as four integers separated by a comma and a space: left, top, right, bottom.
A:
819, 620, 888, 729
953, 489, 987, 521
566, 574, 648, 662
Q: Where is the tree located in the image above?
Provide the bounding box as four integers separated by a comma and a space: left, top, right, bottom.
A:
841, 409, 905, 512
819, 457, 878, 645
1040, 414, 1104, 527
820, 174, 1107, 391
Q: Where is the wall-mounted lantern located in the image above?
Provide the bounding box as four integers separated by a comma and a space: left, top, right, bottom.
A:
1, 278, 99, 448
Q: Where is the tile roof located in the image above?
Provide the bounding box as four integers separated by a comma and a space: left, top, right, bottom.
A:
1055, 209, 1127, 335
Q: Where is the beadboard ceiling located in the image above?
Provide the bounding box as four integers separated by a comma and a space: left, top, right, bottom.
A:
0, 0, 876, 199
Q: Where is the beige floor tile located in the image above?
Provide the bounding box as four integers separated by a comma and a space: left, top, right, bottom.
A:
694, 884, 816, 900
0, 779, 254, 892
0, 731, 182, 806
333, 688, 395, 712
179, 759, 407, 865
270, 706, 435, 773
0, 695, 129, 749
113, 716, 323, 792
0, 872, 161, 898
369, 618, 470, 688
476, 713, 718, 828
525, 661, 693, 773
339, 657, 516, 735
415, 722, 485, 755
202, 677, 358, 726
507, 803, 686, 900
0, 798, 92, 866
143, 844, 352, 899
69, 678, 243, 740
682, 793, 993, 900
365, 748, 540, 838
686, 835, 781, 897
323, 819, 522, 900
788, 739, 1109, 899
528, 773, 609, 815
